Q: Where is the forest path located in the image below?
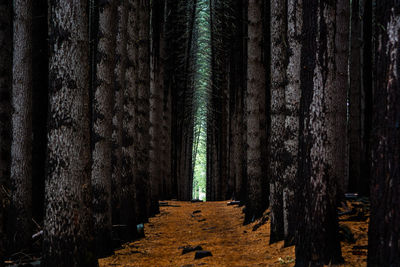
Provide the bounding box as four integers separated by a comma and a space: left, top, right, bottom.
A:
99, 201, 295, 266
99, 201, 367, 267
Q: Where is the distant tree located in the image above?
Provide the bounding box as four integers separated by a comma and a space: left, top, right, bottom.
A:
0, 1, 12, 263
295, 1, 344, 265
91, 0, 117, 257
368, 1, 400, 265
10, 0, 33, 251
245, 0, 268, 223
43, 1, 96, 265
269, 0, 287, 243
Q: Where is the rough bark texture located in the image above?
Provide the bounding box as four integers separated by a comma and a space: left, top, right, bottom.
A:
269, 0, 287, 244
136, 0, 151, 221
335, 0, 350, 197
245, 0, 268, 223
368, 3, 400, 266
43, 1, 97, 266
120, 0, 138, 239
10, 0, 33, 252
295, 1, 343, 265
111, 0, 127, 230
0, 1, 12, 263
91, 0, 116, 257
149, 0, 165, 214
283, 0, 302, 247
348, 0, 363, 194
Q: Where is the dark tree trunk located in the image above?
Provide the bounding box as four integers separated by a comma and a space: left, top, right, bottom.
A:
348, 0, 363, 194
111, 0, 127, 230
120, 0, 138, 239
136, 0, 151, 220
43, 1, 97, 266
295, 1, 344, 265
244, 0, 268, 224
269, 0, 287, 244
91, 0, 117, 257
0, 1, 12, 263
10, 0, 33, 252
368, 2, 400, 266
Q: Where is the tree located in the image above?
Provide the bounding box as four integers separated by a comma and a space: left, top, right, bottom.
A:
245, 0, 268, 223
282, 0, 301, 246
10, 0, 33, 251
0, 1, 12, 263
43, 1, 97, 265
295, 1, 344, 265
269, 0, 287, 243
120, 0, 138, 239
91, 0, 117, 257
368, 2, 400, 265
111, 0, 128, 233
135, 0, 151, 220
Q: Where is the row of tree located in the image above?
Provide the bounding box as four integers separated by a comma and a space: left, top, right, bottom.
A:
0, 0, 198, 265
204, 0, 400, 266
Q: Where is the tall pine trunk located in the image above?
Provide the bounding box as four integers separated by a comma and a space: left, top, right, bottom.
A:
295, 1, 343, 265
91, 0, 116, 257
0, 1, 12, 264
245, 0, 268, 223
43, 1, 96, 266
368, 2, 400, 265
111, 0, 128, 231
269, 0, 287, 243
10, 0, 33, 251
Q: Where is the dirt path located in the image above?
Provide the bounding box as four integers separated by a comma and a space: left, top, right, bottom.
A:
99, 201, 367, 267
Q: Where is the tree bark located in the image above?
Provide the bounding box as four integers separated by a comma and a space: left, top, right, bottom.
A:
368, 2, 400, 265
136, 0, 151, 220
120, 0, 138, 239
295, 1, 344, 265
91, 0, 116, 257
245, 0, 268, 223
269, 0, 287, 244
43, 1, 97, 266
10, 0, 33, 252
283, 0, 302, 247
111, 0, 127, 231
348, 0, 363, 193
0, 1, 12, 263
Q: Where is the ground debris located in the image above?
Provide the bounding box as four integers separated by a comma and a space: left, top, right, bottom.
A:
181, 245, 203, 255
194, 251, 212, 259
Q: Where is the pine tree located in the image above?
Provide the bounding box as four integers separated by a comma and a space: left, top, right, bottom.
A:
245, 0, 268, 223
295, 1, 343, 265
10, 0, 33, 251
43, 1, 97, 265
91, 0, 117, 257
368, 2, 400, 265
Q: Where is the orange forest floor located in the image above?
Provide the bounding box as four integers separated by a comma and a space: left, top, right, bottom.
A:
99, 200, 368, 267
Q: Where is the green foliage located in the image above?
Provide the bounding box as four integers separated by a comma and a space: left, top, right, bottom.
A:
192, 0, 211, 201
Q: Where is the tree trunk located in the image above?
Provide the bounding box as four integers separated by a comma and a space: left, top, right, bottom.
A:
269, 0, 287, 244
368, 2, 400, 265
43, 1, 96, 266
136, 0, 151, 220
111, 0, 127, 231
335, 0, 350, 198
283, 0, 302, 247
0, 1, 12, 263
120, 0, 138, 239
10, 0, 33, 252
348, 0, 363, 193
295, 1, 344, 265
91, 0, 116, 257
245, 0, 268, 224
